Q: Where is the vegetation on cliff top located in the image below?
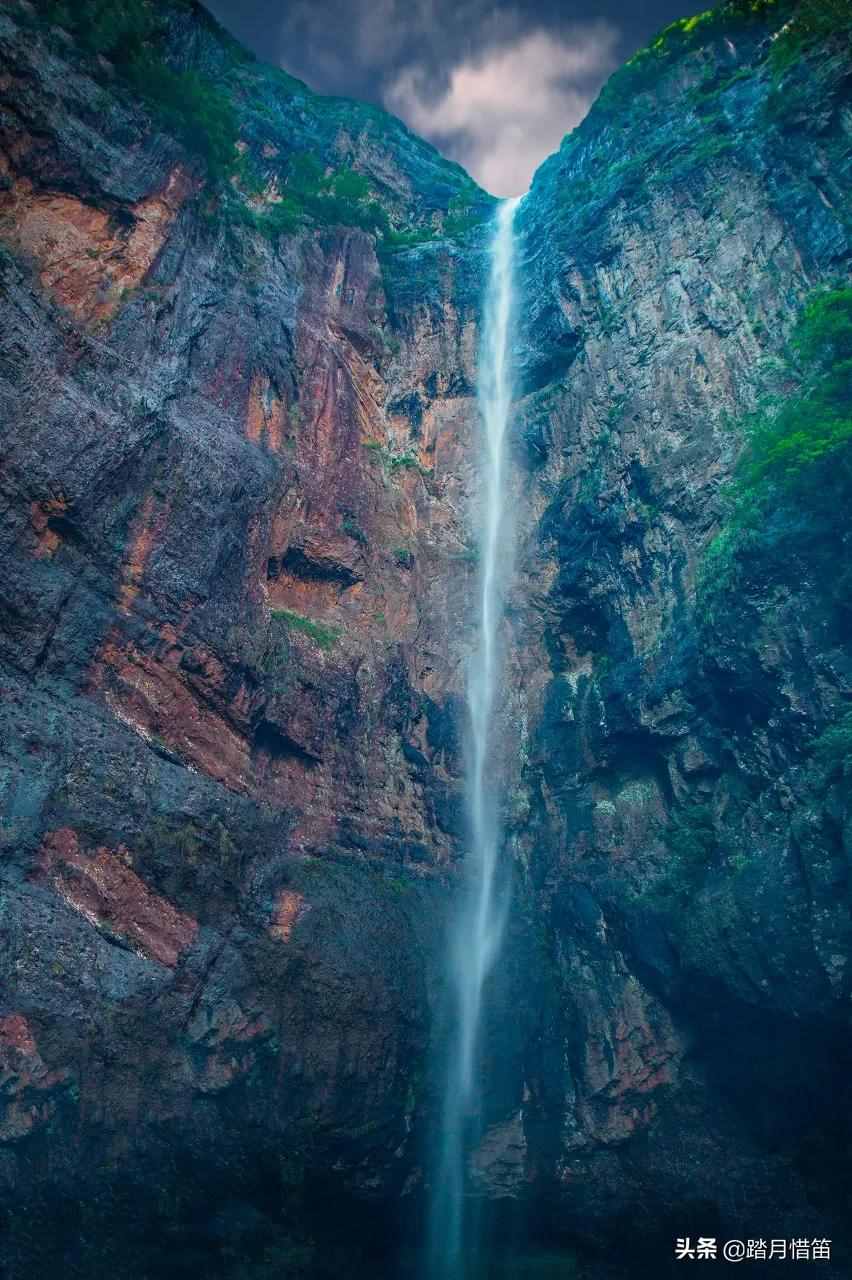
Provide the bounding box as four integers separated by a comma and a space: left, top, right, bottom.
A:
595, 0, 852, 119
35, 0, 486, 243
41, 0, 241, 178
543, 0, 852, 240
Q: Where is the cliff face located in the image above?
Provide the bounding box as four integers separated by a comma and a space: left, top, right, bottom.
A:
0, 3, 492, 1273
500, 1, 852, 1259
0, 0, 851, 1276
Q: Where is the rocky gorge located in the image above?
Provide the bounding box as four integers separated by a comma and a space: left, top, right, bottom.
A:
0, 0, 850, 1276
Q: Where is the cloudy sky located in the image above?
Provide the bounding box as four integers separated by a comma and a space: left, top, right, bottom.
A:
204, 0, 707, 196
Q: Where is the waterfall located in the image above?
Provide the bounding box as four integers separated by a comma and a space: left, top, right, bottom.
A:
429, 194, 521, 1279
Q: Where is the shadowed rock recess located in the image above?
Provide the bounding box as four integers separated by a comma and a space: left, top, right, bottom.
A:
0, 0, 850, 1276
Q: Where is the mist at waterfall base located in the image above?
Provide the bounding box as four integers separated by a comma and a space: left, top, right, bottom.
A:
425, 197, 521, 1280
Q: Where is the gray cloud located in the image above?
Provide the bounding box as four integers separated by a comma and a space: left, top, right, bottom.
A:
385, 24, 619, 195
205, 0, 709, 193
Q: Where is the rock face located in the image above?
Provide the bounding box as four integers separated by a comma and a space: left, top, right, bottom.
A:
0, 0, 850, 1276
497, 4, 852, 1268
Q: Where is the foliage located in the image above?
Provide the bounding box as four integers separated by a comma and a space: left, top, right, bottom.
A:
393, 545, 414, 569
130, 60, 239, 179
380, 184, 494, 253
42, 0, 240, 180
444, 186, 492, 237
43, 0, 484, 236
228, 156, 391, 239
594, 0, 786, 118
260, 615, 292, 692
44, 0, 161, 57
271, 607, 340, 651
341, 514, 368, 546
768, 0, 852, 78
810, 710, 852, 781
381, 226, 439, 251
732, 287, 852, 502
281, 156, 388, 232
697, 288, 852, 633
665, 803, 718, 873
362, 439, 424, 477
387, 451, 421, 474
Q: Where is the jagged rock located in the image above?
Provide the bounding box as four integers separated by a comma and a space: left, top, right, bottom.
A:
0, 1, 850, 1276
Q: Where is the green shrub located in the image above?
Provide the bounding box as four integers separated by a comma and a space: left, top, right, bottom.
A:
231, 157, 390, 239
42, 0, 240, 181
129, 59, 239, 180
379, 184, 493, 253
392, 545, 414, 568
665, 802, 718, 870
810, 710, 852, 780
271, 608, 340, 651
732, 287, 852, 501
362, 440, 424, 477
387, 451, 420, 474
45, 0, 159, 57
768, 0, 852, 78
380, 227, 438, 252
697, 288, 852, 621
341, 514, 368, 546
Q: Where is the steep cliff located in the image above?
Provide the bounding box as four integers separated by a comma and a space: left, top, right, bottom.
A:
0, 2, 493, 1274
501, 0, 852, 1266
0, 0, 850, 1277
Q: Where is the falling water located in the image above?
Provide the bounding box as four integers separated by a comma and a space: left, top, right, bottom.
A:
429, 194, 522, 1279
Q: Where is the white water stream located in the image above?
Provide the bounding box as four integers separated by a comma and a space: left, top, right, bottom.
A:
430, 194, 522, 1278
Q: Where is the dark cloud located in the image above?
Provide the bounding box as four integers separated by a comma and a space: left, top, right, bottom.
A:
203, 0, 710, 194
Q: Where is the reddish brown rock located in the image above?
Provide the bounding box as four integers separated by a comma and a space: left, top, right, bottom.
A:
0, 1014, 69, 1143
269, 888, 308, 942
37, 828, 198, 967
0, 165, 191, 325
246, 371, 287, 452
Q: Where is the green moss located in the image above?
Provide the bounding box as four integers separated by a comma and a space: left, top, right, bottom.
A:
392, 545, 414, 569
270, 608, 341, 651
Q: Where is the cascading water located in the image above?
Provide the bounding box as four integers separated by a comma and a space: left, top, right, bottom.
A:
429, 194, 522, 1279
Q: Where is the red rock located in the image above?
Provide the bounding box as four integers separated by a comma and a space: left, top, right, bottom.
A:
38, 828, 198, 967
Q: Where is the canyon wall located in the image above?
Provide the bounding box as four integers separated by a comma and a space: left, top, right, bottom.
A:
499, 4, 852, 1263
0, 1, 850, 1276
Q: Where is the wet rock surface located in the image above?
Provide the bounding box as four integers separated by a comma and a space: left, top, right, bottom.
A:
0, 1, 851, 1276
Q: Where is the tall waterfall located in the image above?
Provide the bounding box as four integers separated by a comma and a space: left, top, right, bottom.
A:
429, 194, 521, 1278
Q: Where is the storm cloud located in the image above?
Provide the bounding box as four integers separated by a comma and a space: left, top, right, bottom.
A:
385, 24, 619, 195
203, 0, 708, 195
